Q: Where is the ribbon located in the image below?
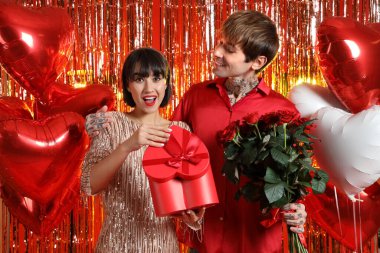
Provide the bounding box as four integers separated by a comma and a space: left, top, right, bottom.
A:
164, 129, 204, 172
259, 207, 281, 228
143, 127, 209, 181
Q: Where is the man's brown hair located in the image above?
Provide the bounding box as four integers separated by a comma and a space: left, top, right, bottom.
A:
222, 10, 279, 72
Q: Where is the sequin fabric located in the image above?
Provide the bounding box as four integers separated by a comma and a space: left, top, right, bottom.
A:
81, 112, 190, 253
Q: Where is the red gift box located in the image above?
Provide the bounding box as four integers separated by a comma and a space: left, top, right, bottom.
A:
142, 125, 219, 216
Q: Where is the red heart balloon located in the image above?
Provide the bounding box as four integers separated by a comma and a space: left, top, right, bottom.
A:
0, 112, 89, 205
317, 17, 380, 113
305, 182, 380, 250
0, 1, 116, 118
0, 1, 73, 99
0, 1, 113, 236
34, 81, 116, 119
0, 176, 79, 236
0, 96, 33, 120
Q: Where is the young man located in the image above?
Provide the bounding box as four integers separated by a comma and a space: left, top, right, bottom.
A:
86, 10, 306, 253
171, 10, 306, 253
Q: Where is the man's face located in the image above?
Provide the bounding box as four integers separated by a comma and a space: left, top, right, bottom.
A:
212, 37, 254, 79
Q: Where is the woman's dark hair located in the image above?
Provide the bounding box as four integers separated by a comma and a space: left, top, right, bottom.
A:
122, 48, 171, 107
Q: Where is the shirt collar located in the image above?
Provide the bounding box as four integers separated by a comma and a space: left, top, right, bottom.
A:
207, 77, 271, 96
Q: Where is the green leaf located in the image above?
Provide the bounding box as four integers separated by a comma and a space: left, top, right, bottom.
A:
297, 169, 312, 182
288, 151, 299, 163
293, 128, 304, 139
296, 134, 311, 143
222, 160, 239, 184
264, 167, 281, 184
273, 137, 285, 148
271, 194, 290, 208
288, 163, 298, 173
270, 148, 290, 166
316, 169, 329, 183
257, 149, 270, 161
304, 119, 316, 126
311, 169, 329, 194
224, 143, 240, 160
299, 159, 315, 171
284, 184, 296, 195
306, 133, 318, 139
241, 143, 257, 166
299, 145, 311, 158
298, 181, 312, 187
239, 183, 262, 202
264, 182, 285, 204
311, 178, 327, 194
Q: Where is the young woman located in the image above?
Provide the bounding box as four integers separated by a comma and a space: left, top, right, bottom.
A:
81, 48, 204, 253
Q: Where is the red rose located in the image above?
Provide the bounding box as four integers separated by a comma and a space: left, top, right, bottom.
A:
243, 113, 259, 124
218, 122, 237, 144
276, 110, 300, 125
238, 121, 251, 137
258, 112, 280, 128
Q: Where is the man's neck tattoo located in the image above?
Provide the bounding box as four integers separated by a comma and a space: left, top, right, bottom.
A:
225, 77, 259, 105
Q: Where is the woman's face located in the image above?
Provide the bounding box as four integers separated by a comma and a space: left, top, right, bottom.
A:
128, 68, 167, 114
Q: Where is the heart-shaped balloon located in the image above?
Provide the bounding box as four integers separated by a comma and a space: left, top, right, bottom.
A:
311, 105, 380, 197
289, 84, 380, 197
0, 96, 33, 120
0, 2, 114, 236
0, 2, 116, 118
0, 112, 89, 205
34, 81, 116, 119
290, 85, 380, 249
0, 176, 79, 236
305, 182, 380, 250
288, 83, 345, 118
0, 1, 73, 99
317, 17, 380, 113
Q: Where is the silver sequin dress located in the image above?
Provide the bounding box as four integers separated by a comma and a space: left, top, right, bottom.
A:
81, 112, 190, 253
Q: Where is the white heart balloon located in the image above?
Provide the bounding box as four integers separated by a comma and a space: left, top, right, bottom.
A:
289, 84, 380, 198
312, 106, 380, 197
288, 83, 345, 117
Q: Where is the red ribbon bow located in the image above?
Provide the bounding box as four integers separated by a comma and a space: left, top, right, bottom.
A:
165, 131, 203, 172
143, 126, 209, 181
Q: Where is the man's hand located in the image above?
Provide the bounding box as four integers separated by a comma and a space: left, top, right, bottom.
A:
283, 203, 307, 234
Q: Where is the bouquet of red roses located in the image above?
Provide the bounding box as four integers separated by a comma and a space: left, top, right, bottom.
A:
219, 110, 328, 253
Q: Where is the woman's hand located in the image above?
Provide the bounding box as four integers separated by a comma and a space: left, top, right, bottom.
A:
121, 124, 172, 152
172, 207, 206, 230
180, 207, 206, 224
282, 203, 307, 234
85, 105, 113, 138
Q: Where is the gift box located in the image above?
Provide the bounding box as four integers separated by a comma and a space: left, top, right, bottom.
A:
142, 125, 219, 216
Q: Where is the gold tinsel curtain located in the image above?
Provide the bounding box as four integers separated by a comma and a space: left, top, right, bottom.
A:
0, 0, 379, 252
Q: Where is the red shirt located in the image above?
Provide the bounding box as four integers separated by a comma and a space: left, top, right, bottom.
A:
172, 77, 299, 253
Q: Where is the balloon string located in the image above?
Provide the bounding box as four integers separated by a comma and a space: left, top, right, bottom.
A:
358, 194, 363, 253
333, 186, 343, 236
352, 200, 358, 253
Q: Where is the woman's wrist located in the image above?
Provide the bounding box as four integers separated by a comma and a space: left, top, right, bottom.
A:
117, 141, 133, 156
